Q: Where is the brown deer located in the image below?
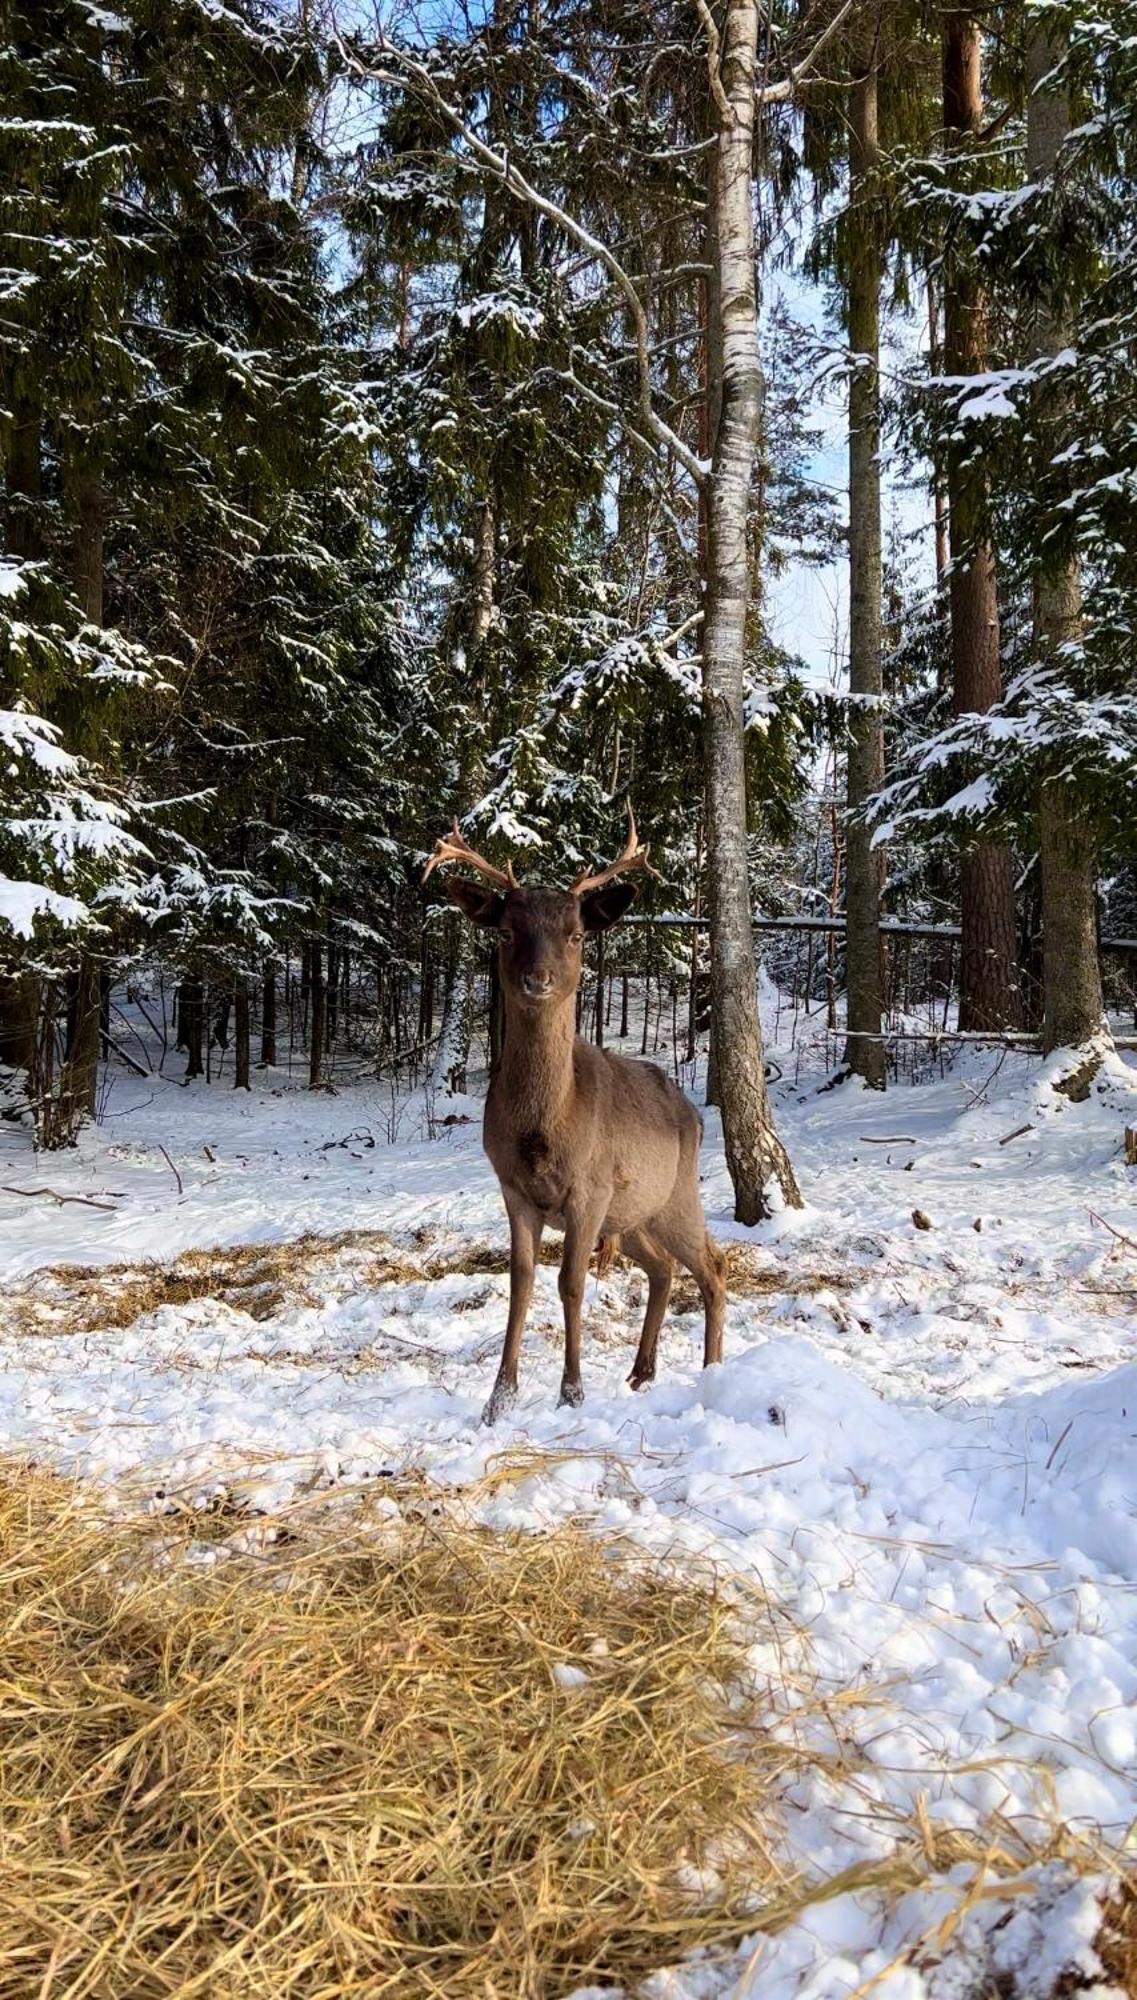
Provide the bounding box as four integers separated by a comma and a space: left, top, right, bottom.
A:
423, 811, 726, 1424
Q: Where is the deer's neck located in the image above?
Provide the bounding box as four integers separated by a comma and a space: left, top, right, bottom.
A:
499, 995, 577, 1128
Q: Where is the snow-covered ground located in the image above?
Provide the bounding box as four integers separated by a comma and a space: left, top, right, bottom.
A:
2, 1010, 1135, 1999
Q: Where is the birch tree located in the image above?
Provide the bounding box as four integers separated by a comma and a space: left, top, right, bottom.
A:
339, 0, 838, 1217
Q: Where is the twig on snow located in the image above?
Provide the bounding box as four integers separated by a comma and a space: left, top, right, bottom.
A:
1088, 1208, 1137, 1255
1, 1184, 119, 1211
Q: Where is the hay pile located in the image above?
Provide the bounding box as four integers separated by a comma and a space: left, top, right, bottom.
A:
0, 1466, 797, 1998
8, 1228, 852, 1344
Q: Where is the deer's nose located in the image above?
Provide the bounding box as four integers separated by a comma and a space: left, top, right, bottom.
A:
522, 971, 553, 997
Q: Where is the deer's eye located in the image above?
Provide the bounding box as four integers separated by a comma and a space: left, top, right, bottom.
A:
570, 930, 584, 945
499, 927, 513, 943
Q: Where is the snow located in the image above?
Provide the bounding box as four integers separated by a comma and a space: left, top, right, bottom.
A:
1, 1010, 1135, 1998
0, 875, 91, 937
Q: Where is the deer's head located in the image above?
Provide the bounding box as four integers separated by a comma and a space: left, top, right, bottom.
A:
423, 810, 657, 1010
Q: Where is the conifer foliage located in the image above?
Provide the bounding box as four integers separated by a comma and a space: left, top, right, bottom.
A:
1, 0, 1134, 1170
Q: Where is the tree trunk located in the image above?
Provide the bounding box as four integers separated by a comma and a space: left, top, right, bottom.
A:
702, 0, 800, 1217
1039, 778, 1101, 1051
0, 404, 43, 1085
326, 945, 339, 1050
470, 500, 496, 653
66, 462, 107, 625
926, 272, 949, 592
943, 9, 1022, 1033
260, 967, 277, 1066
58, 956, 101, 1135
843, 53, 887, 1088
1026, 20, 1104, 1052
0, 975, 38, 1073
309, 944, 326, 1088
234, 978, 251, 1089
181, 979, 204, 1079
433, 942, 473, 1094
5, 396, 42, 559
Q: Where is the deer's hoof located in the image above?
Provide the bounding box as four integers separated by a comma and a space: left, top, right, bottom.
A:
557, 1377, 585, 1410
481, 1379, 517, 1427
627, 1368, 655, 1392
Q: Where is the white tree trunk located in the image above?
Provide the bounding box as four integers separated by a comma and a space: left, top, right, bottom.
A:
431, 499, 497, 1095
702, 0, 800, 1219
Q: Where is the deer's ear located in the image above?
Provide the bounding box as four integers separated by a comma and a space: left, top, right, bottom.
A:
580, 882, 637, 933
446, 877, 505, 928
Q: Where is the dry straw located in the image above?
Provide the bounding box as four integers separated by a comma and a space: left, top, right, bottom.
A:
0, 1462, 801, 1999
8, 1228, 851, 1344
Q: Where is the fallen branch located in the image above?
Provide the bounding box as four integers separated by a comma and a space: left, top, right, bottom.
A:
100, 1029, 150, 1079
998, 1123, 1035, 1146
158, 1144, 184, 1196
2, 1185, 119, 1211
1088, 1208, 1137, 1256
858, 1135, 917, 1145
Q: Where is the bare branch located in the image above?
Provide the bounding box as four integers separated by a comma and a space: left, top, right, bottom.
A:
657, 609, 704, 650
755, 0, 857, 106
693, 0, 734, 126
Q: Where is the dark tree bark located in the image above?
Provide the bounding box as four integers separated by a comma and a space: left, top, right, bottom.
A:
260, 967, 277, 1066
308, 944, 326, 1089
1, 404, 44, 1084
212, 994, 231, 1050
234, 979, 251, 1090
702, 0, 800, 1215
1039, 777, 1101, 1052
1025, 21, 1104, 1052
943, 9, 1022, 1033
0, 975, 38, 1073
59, 956, 101, 1132
843, 51, 887, 1088
926, 272, 949, 593
326, 945, 339, 1050
180, 979, 204, 1079
419, 938, 435, 1043
6, 396, 42, 558
66, 462, 107, 625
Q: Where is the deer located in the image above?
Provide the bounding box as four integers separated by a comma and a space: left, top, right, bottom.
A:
423, 810, 726, 1425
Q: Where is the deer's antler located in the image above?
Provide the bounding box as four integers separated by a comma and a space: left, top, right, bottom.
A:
570, 805, 660, 895
421, 820, 519, 891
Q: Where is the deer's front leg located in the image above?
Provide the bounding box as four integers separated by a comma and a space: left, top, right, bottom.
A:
482, 1189, 543, 1427
557, 1196, 609, 1409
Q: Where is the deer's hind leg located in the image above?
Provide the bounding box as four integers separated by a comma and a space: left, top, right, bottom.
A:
620, 1226, 674, 1390
652, 1188, 726, 1372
